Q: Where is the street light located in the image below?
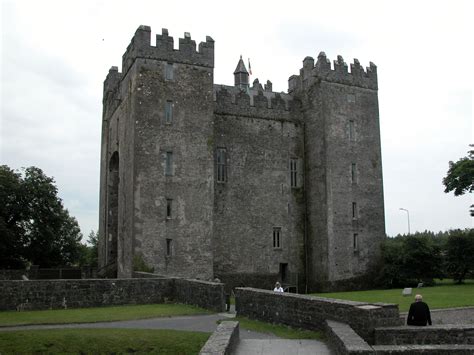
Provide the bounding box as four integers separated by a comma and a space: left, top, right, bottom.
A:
399, 208, 410, 235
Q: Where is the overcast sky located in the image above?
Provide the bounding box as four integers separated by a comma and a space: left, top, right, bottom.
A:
1, 0, 472, 240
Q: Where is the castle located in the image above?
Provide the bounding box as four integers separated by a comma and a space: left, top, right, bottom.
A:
98, 25, 385, 292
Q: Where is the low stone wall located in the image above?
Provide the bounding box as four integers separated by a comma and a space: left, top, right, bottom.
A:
0, 277, 224, 312
235, 287, 400, 342
372, 344, 474, 354
325, 320, 474, 355
374, 325, 474, 345
199, 321, 239, 355
175, 278, 225, 313
0, 278, 175, 311
325, 320, 373, 355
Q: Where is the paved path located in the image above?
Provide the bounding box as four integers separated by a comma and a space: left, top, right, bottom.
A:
0, 310, 332, 353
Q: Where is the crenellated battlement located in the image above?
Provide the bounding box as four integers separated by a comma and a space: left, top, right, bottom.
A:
289, 52, 377, 92
121, 25, 214, 76
214, 85, 294, 121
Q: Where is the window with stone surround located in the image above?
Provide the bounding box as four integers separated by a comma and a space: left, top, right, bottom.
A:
165, 63, 174, 80
349, 120, 355, 141
166, 238, 173, 256
353, 233, 358, 251
351, 163, 357, 183
290, 158, 297, 188
216, 148, 227, 183
166, 198, 172, 219
165, 100, 173, 123
165, 152, 173, 176
352, 202, 358, 220
273, 227, 281, 249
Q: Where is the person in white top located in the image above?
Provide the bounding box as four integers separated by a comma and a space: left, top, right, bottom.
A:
273, 282, 284, 292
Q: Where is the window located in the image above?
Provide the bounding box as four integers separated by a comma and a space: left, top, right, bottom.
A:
290, 158, 297, 188
351, 163, 356, 183
273, 227, 281, 249
349, 120, 355, 141
353, 233, 358, 251
166, 199, 172, 219
165, 152, 173, 176
216, 148, 227, 183
165, 100, 173, 123
352, 202, 357, 219
165, 63, 174, 80
166, 238, 172, 256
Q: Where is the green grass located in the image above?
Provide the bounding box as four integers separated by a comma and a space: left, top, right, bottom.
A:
0, 328, 210, 354
0, 303, 210, 327
221, 316, 324, 340
311, 280, 474, 312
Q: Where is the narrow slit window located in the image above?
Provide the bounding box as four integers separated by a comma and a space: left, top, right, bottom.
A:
166, 199, 172, 219
165, 100, 173, 123
273, 227, 281, 249
351, 163, 356, 183
216, 148, 227, 183
353, 233, 358, 251
165, 152, 173, 176
290, 158, 297, 188
166, 238, 172, 256
165, 63, 174, 80
352, 202, 357, 219
349, 120, 355, 141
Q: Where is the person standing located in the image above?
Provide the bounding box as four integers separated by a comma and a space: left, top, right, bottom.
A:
407, 294, 432, 326
273, 282, 284, 292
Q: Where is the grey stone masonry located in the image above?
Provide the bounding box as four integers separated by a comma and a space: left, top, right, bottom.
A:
199, 321, 239, 355
99, 25, 385, 292
374, 324, 474, 345
325, 320, 373, 355
0, 277, 225, 312
235, 287, 400, 342
372, 344, 474, 354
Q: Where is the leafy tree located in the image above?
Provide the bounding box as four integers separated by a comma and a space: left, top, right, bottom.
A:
445, 229, 474, 283
0, 165, 83, 268
78, 230, 98, 267
443, 145, 474, 215
377, 232, 443, 288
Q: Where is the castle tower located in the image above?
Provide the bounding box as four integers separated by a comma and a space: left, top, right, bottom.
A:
99, 26, 215, 278
233, 56, 249, 90
289, 53, 385, 291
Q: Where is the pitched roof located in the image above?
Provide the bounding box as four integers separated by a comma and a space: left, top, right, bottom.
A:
233, 56, 248, 74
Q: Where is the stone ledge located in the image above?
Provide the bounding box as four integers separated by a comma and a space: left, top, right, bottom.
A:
372, 344, 474, 354
199, 321, 239, 355
374, 324, 474, 345
325, 320, 373, 355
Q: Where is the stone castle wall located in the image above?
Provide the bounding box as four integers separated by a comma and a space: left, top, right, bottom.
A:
99, 25, 385, 292
0, 277, 224, 312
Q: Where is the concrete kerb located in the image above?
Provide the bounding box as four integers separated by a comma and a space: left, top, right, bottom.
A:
199, 321, 239, 355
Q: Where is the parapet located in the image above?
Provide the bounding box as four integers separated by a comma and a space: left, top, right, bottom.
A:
289, 52, 377, 92
121, 26, 214, 76
214, 85, 295, 122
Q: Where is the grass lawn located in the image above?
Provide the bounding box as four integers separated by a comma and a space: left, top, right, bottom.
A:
219, 316, 324, 340
311, 280, 474, 312
0, 328, 210, 354
0, 303, 210, 327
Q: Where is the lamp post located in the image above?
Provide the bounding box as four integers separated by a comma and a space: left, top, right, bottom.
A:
399, 208, 410, 235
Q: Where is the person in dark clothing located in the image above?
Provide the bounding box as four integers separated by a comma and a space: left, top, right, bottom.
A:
407, 294, 432, 326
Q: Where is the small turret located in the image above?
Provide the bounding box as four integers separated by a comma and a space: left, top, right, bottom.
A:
234, 56, 249, 91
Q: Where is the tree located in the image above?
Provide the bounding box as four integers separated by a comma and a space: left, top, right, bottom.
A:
443, 145, 474, 215
0, 165, 83, 268
77, 230, 98, 267
445, 229, 474, 283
